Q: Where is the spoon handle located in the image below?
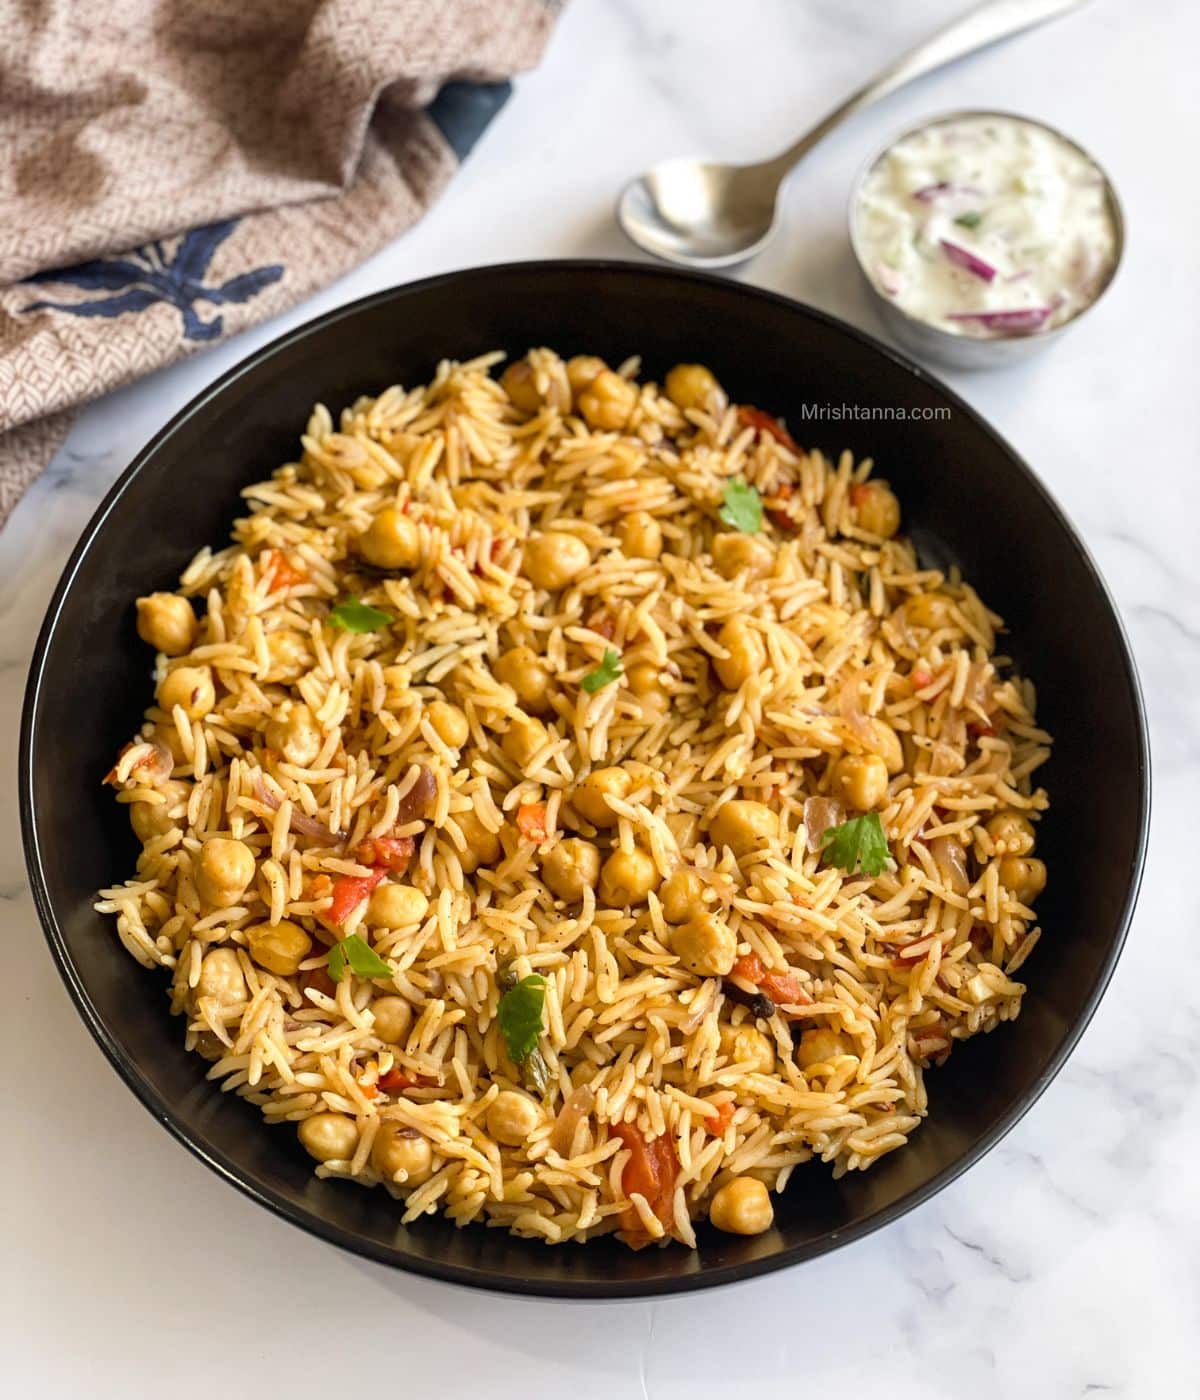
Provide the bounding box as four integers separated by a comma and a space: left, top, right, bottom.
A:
766, 0, 1090, 174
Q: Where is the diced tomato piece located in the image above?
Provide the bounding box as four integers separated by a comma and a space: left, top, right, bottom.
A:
587, 613, 616, 641
730, 952, 766, 985
760, 968, 809, 1007
738, 405, 801, 455
377, 1067, 434, 1095
354, 835, 415, 874
912, 668, 933, 689
516, 803, 551, 843
611, 1122, 679, 1239
263, 548, 306, 592
703, 1100, 734, 1136
730, 952, 808, 1007
327, 868, 387, 925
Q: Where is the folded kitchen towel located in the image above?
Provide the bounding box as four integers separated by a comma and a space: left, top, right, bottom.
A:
0, 0, 561, 529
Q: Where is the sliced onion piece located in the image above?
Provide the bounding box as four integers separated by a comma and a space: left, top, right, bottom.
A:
803, 796, 845, 854
929, 835, 971, 895
946, 306, 1056, 333
548, 1084, 595, 1157
912, 182, 984, 204
939, 239, 996, 282
254, 774, 340, 844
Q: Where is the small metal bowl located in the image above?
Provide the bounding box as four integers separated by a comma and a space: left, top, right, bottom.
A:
848, 109, 1125, 370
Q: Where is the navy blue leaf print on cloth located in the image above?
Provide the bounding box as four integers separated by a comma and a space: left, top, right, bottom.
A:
25, 220, 283, 343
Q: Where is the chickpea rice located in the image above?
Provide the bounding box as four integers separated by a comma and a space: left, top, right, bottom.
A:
96, 347, 1051, 1248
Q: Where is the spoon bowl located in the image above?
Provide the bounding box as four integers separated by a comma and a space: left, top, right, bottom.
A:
617, 159, 781, 268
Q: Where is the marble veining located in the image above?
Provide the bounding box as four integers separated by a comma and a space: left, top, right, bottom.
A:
4, 2, 1197, 1395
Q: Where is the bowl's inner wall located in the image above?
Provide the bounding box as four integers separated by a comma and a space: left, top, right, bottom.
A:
27, 265, 1144, 1294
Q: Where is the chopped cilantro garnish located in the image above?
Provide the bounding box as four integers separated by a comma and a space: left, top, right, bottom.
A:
330, 597, 392, 633
719, 478, 763, 534
820, 812, 891, 877
327, 934, 392, 984
954, 211, 983, 229
497, 973, 547, 1065
581, 647, 624, 694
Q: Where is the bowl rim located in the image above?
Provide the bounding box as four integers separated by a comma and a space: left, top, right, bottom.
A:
19, 258, 1151, 1298
847, 107, 1126, 349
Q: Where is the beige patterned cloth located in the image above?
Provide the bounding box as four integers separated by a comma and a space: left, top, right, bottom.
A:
0, 0, 560, 527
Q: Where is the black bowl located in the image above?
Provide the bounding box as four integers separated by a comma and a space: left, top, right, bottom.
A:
20, 261, 1148, 1298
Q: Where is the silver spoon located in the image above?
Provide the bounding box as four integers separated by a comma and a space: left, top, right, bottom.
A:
617, 0, 1089, 269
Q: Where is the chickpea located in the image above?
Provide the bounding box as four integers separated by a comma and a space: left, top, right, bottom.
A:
371, 1121, 434, 1184
719, 1023, 776, 1075
566, 354, 608, 400
709, 1176, 774, 1236
157, 665, 215, 720
196, 946, 247, 1006
574, 766, 632, 827
617, 511, 663, 560
830, 753, 889, 811
135, 592, 197, 656
671, 909, 737, 976
500, 357, 570, 416
904, 591, 956, 631
578, 369, 638, 431
246, 919, 312, 976
666, 811, 699, 852
502, 715, 550, 770
426, 700, 469, 749
264, 629, 309, 680
358, 506, 420, 571
494, 645, 553, 714
852, 481, 901, 538
796, 1027, 851, 1070
371, 995, 414, 1044
660, 868, 703, 923
129, 779, 190, 843
455, 808, 502, 873
999, 856, 1047, 905
664, 363, 727, 416
298, 1112, 358, 1164
264, 703, 323, 767
626, 662, 669, 719
712, 533, 773, 581
522, 532, 591, 591
709, 800, 777, 858
487, 1089, 542, 1146
986, 811, 1036, 857
542, 838, 601, 903
866, 719, 905, 777
714, 616, 766, 690
196, 837, 255, 909
599, 847, 660, 908
367, 882, 429, 928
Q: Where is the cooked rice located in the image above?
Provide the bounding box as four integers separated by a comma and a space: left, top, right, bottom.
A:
97, 349, 1050, 1248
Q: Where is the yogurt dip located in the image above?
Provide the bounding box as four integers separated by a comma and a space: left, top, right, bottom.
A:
853, 113, 1118, 338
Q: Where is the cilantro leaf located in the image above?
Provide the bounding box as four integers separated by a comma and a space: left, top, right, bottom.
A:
327, 934, 392, 984
497, 973, 546, 1064
718, 478, 763, 534
330, 597, 393, 633
581, 647, 623, 694
954, 211, 983, 229
820, 812, 891, 877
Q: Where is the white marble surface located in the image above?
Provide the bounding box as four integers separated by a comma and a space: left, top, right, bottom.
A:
5, 1, 1197, 1394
